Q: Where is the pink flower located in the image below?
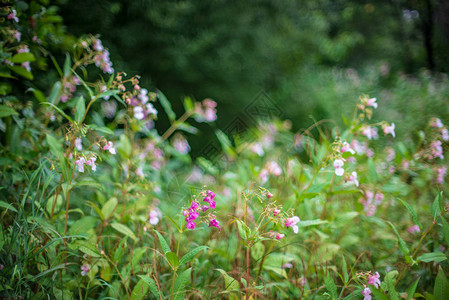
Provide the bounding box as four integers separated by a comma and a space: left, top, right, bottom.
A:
431, 140, 444, 159
362, 126, 379, 140
267, 192, 273, 198
273, 209, 281, 216
408, 225, 420, 234
383, 123, 395, 138
251, 143, 264, 156
432, 118, 444, 128
374, 193, 384, 205
186, 221, 196, 230
75, 157, 86, 173
209, 219, 221, 231
195, 99, 217, 122
85, 157, 97, 171
348, 171, 359, 187
442, 128, 449, 141
341, 142, 355, 154
266, 161, 282, 176
276, 233, 284, 240
259, 169, 269, 183
436, 166, 447, 184
366, 97, 377, 109
173, 135, 191, 154
362, 287, 372, 300
386, 147, 396, 162
75, 137, 82, 151
209, 200, 216, 209
368, 272, 381, 288
13, 30, 21, 42
81, 263, 90, 276
285, 216, 300, 234
366, 148, 374, 158
149, 209, 161, 225
8, 9, 18, 22
134, 106, 145, 120
281, 262, 293, 269
21, 62, 31, 72
202, 205, 209, 212
333, 159, 344, 176
103, 141, 116, 154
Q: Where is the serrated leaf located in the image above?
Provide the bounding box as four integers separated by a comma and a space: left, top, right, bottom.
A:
387, 221, 410, 256
216, 269, 239, 291
324, 274, 338, 299
434, 268, 449, 300
407, 278, 420, 300
72, 180, 103, 191
173, 268, 191, 300
157, 90, 176, 121
385, 270, 400, 300
69, 216, 98, 236
399, 199, 422, 229
88, 124, 114, 135
417, 252, 447, 263
110, 223, 137, 242
432, 193, 442, 221
137, 275, 162, 299
11, 52, 36, 63
166, 252, 179, 269
236, 220, 248, 240
75, 96, 85, 123
179, 246, 208, 266
101, 197, 117, 220
0, 105, 19, 118
154, 230, 171, 254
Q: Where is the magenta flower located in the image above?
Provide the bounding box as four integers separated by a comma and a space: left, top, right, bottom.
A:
8, 9, 18, 22
383, 123, 395, 138
432, 118, 444, 128
81, 263, 90, 276
431, 140, 444, 159
103, 141, 116, 154
285, 216, 300, 234
273, 209, 281, 216
276, 233, 285, 240
362, 126, 379, 140
85, 157, 97, 171
362, 287, 372, 300
202, 205, 209, 212
442, 128, 449, 141
267, 192, 273, 198
208, 219, 221, 231
436, 166, 447, 184
366, 97, 377, 109
75, 137, 82, 151
407, 225, 420, 234
348, 171, 359, 187
368, 272, 381, 288
149, 209, 161, 225
209, 200, 216, 209
75, 157, 86, 173
333, 159, 344, 176
186, 221, 196, 230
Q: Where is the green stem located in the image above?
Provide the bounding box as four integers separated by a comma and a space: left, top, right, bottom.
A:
161, 110, 193, 141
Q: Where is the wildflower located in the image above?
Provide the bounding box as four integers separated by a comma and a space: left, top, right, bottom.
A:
407, 225, 420, 234
431, 140, 444, 159
138, 88, 149, 104
442, 128, 449, 141
209, 200, 216, 209
186, 221, 196, 230
383, 123, 395, 138
13, 30, 21, 42
209, 219, 221, 231
267, 192, 273, 199
75, 157, 86, 173
348, 171, 359, 187
85, 157, 97, 171
21, 62, 31, 72
350, 139, 367, 155
362, 287, 372, 300
195, 99, 217, 122
146, 103, 158, 116
251, 143, 264, 156
81, 263, 90, 276
341, 142, 356, 154
276, 233, 284, 240
362, 126, 379, 140
386, 147, 395, 162
273, 208, 281, 216
366, 98, 377, 109
8, 9, 18, 22
75, 137, 82, 151
17, 45, 29, 53
333, 159, 344, 176
374, 193, 384, 205
149, 209, 160, 225
202, 205, 209, 212
432, 118, 444, 128
436, 166, 447, 184
281, 262, 293, 269
259, 169, 269, 183
103, 141, 116, 154
368, 272, 381, 288
172, 134, 191, 154
285, 216, 300, 234
136, 166, 144, 178
366, 148, 374, 158
134, 106, 145, 120
401, 159, 410, 169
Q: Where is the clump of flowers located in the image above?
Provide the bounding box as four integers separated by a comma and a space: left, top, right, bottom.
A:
80, 263, 90, 277
259, 161, 282, 183
359, 190, 384, 216
184, 190, 220, 231
195, 99, 217, 122
172, 133, 191, 154
60, 76, 81, 103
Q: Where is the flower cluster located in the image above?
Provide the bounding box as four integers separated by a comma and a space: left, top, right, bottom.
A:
172, 134, 191, 154
259, 161, 282, 183
149, 207, 162, 225
80, 263, 90, 276
92, 38, 114, 74
61, 76, 81, 103
183, 190, 220, 231
436, 166, 447, 184
195, 99, 217, 123
359, 191, 384, 216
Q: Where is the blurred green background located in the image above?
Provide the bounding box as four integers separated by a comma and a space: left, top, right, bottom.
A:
58, 0, 449, 153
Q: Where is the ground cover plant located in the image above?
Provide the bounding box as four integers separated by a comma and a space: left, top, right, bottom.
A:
1, 2, 449, 299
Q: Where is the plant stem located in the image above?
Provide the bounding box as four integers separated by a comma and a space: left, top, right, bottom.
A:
161, 110, 193, 141
246, 245, 250, 300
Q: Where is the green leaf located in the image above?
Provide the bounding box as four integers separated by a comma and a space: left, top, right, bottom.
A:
49, 81, 61, 104
298, 219, 328, 228
215, 129, 235, 158
0, 105, 18, 118
101, 197, 117, 220
131, 278, 149, 300
166, 252, 179, 269
236, 220, 248, 240
42, 102, 73, 122
399, 199, 422, 229
441, 217, 449, 246
341, 255, 349, 284
387, 221, 410, 256
183, 96, 194, 111
0, 72, 16, 79
46, 134, 64, 157
173, 268, 191, 300
154, 230, 171, 254
324, 274, 338, 299
179, 246, 208, 266
114, 238, 127, 262
10, 52, 36, 63
110, 223, 137, 242
157, 90, 176, 121
86, 201, 104, 220
434, 268, 449, 300
63, 53, 71, 77
137, 275, 162, 299
27, 88, 47, 102
407, 278, 420, 300
73, 71, 93, 98
216, 269, 239, 291
75, 96, 86, 123
88, 124, 114, 135
0, 201, 18, 213
417, 252, 447, 263
432, 193, 442, 221
8, 65, 33, 80
385, 270, 400, 300
72, 180, 103, 191
69, 216, 98, 236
